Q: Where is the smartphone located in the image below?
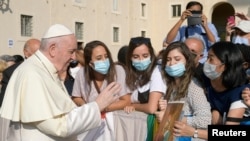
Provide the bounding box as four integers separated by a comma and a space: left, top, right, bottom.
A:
191, 10, 202, 15
187, 11, 202, 26
227, 16, 235, 26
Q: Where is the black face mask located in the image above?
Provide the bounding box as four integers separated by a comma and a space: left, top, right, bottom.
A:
69, 60, 79, 68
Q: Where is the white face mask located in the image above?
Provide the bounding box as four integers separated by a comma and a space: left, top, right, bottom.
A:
203, 62, 222, 80
232, 36, 249, 45
69, 66, 81, 79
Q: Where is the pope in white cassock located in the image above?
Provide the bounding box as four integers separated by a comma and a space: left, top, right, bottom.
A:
0, 24, 120, 141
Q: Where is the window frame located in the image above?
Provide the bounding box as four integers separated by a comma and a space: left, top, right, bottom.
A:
75, 22, 84, 41
20, 14, 33, 37
113, 26, 120, 43
171, 4, 181, 18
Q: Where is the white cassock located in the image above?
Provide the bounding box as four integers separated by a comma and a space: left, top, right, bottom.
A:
0, 51, 102, 141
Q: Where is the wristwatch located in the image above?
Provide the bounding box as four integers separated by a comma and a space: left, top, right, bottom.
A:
193, 128, 198, 138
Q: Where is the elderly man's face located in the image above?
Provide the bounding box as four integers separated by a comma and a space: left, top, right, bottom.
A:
55, 35, 77, 72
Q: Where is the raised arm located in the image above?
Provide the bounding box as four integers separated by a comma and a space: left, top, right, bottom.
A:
165, 10, 192, 44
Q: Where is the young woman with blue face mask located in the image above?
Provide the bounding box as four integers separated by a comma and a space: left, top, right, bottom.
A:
71, 40, 130, 141
162, 41, 250, 141
114, 37, 166, 141
155, 41, 211, 141
203, 41, 250, 125
124, 37, 166, 113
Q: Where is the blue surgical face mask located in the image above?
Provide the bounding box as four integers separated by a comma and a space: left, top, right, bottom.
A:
203, 62, 222, 80
132, 57, 151, 71
165, 62, 186, 77
93, 58, 110, 74
232, 36, 249, 45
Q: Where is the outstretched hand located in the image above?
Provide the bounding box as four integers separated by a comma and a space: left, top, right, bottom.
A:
96, 82, 121, 111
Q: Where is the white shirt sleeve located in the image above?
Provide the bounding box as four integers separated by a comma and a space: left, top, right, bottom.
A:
149, 65, 166, 94
230, 100, 248, 109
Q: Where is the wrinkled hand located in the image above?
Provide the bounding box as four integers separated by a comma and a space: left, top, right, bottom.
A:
154, 110, 165, 123
124, 105, 135, 114
96, 82, 121, 111
242, 87, 250, 107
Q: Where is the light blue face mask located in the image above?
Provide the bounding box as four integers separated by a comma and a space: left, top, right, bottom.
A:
203, 62, 222, 80
232, 36, 249, 45
93, 58, 110, 74
132, 57, 151, 71
165, 62, 186, 77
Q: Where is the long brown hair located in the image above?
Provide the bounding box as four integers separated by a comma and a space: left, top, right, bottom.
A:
83, 40, 117, 93
125, 37, 157, 90
161, 41, 195, 101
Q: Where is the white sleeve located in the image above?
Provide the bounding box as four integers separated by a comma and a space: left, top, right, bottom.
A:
36, 102, 101, 137
230, 100, 247, 109
150, 66, 166, 94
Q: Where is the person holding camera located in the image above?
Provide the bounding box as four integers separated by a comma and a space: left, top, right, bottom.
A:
225, 16, 250, 45
164, 1, 220, 64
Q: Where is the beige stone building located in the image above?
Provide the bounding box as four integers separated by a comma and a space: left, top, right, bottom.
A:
0, 0, 249, 60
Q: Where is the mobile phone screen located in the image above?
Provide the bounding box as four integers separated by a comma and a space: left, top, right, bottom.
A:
227, 16, 235, 25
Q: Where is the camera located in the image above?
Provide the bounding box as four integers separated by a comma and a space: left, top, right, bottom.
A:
187, 11, 202, 26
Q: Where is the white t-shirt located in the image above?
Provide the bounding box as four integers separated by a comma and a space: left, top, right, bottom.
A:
131, 65, 166, 103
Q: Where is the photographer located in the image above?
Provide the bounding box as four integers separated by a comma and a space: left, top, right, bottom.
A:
164, 1, 220, 63
225, 13, 250, 45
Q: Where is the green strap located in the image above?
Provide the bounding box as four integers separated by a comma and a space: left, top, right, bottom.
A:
146, 114, 155, 141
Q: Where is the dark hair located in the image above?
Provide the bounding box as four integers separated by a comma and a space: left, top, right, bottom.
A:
186, 1, 203, 11
126, 37, 157, 90
161, 41, 195, 100
117, 45, 128, 65
83, 40, 117, 93
210, 41, 247, 88
235, 43, 250, 66
13, 54, 24, 63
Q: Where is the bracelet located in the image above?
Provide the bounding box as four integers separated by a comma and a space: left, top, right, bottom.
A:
193, 128, 198, 138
